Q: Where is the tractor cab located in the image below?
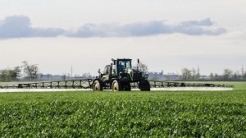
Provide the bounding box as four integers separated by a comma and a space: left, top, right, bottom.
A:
99, 59, 132, 82
112, 58, 132, 76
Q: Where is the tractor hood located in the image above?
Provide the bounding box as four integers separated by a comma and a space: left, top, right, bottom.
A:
128, 68, 147, 82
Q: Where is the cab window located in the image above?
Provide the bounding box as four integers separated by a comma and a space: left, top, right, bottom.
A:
103, 65, 111, 74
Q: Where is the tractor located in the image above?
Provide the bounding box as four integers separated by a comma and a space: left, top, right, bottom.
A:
92, 58, 150, 91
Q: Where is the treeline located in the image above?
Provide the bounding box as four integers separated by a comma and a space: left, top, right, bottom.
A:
2, 62, 246, 82
180, 68, 246, 81
0, 67, 21, 81
0, 61, 39, 82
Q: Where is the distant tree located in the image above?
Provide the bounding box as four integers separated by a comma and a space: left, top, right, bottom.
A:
195, 67, 201, 80
232, 71, 241, 80
12, 66, 21, 79
0, 69, 9, 81
190, 68, 196, 80
22, 61, 39, 80
190, 68, 200, 80
82, 72, 92, 79
61, 75, 66, 81
209, 73, 214, 80
180, 68, 192, 80
243, 72, 246, 80
0, 66, 21, 81
223, 69, 233, 80
180, 67, 201, 80
214, 73, 220, 80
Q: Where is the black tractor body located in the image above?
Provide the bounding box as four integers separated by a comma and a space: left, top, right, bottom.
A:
92, 58, 150, 91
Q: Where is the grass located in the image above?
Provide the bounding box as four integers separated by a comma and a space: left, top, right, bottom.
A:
0, 81, 246, 137
1, 89, 246, 137
223, 81, 246, 90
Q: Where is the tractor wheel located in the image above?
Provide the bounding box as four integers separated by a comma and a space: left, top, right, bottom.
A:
139, 80, 151, 91
93, 80, 102, 91
111, 80, 122, 91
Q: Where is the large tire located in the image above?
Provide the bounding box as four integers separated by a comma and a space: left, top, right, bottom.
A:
111, 80, 122, 91
93, 80, 102, 91
139, 80, 150, 91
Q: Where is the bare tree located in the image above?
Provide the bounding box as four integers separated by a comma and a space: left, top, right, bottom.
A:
22, 61, 39, 80
223, 68, 233, 80
180, 68, 192, 80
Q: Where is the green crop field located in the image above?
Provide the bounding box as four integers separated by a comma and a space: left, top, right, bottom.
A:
0, 82, 246, 137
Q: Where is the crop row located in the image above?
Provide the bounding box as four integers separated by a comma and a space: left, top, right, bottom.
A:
1, 98, 246, 137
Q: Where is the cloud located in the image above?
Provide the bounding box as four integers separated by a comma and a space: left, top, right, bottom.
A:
65, 23, 109, 37
173, 18, 226, 35
67, 18, 226, 37
0, 15, 64, 39
116, 21, 172, 36
179, 18, 213, 26
0, 15, 226, 39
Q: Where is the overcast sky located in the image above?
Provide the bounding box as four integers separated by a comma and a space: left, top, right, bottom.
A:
1, 0, 246, 76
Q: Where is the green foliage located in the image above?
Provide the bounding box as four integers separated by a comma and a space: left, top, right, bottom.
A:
0, 91, 246, 137
0, 66, 21, 81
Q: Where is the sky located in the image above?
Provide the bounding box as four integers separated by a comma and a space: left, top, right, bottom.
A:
0, 0, 246, 76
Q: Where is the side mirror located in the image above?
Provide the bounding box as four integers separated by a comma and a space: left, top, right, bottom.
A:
98, 69, 101, 74
137, 59, 140, 64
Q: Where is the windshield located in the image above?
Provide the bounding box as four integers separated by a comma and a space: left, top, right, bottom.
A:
119, 60, 131, 69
